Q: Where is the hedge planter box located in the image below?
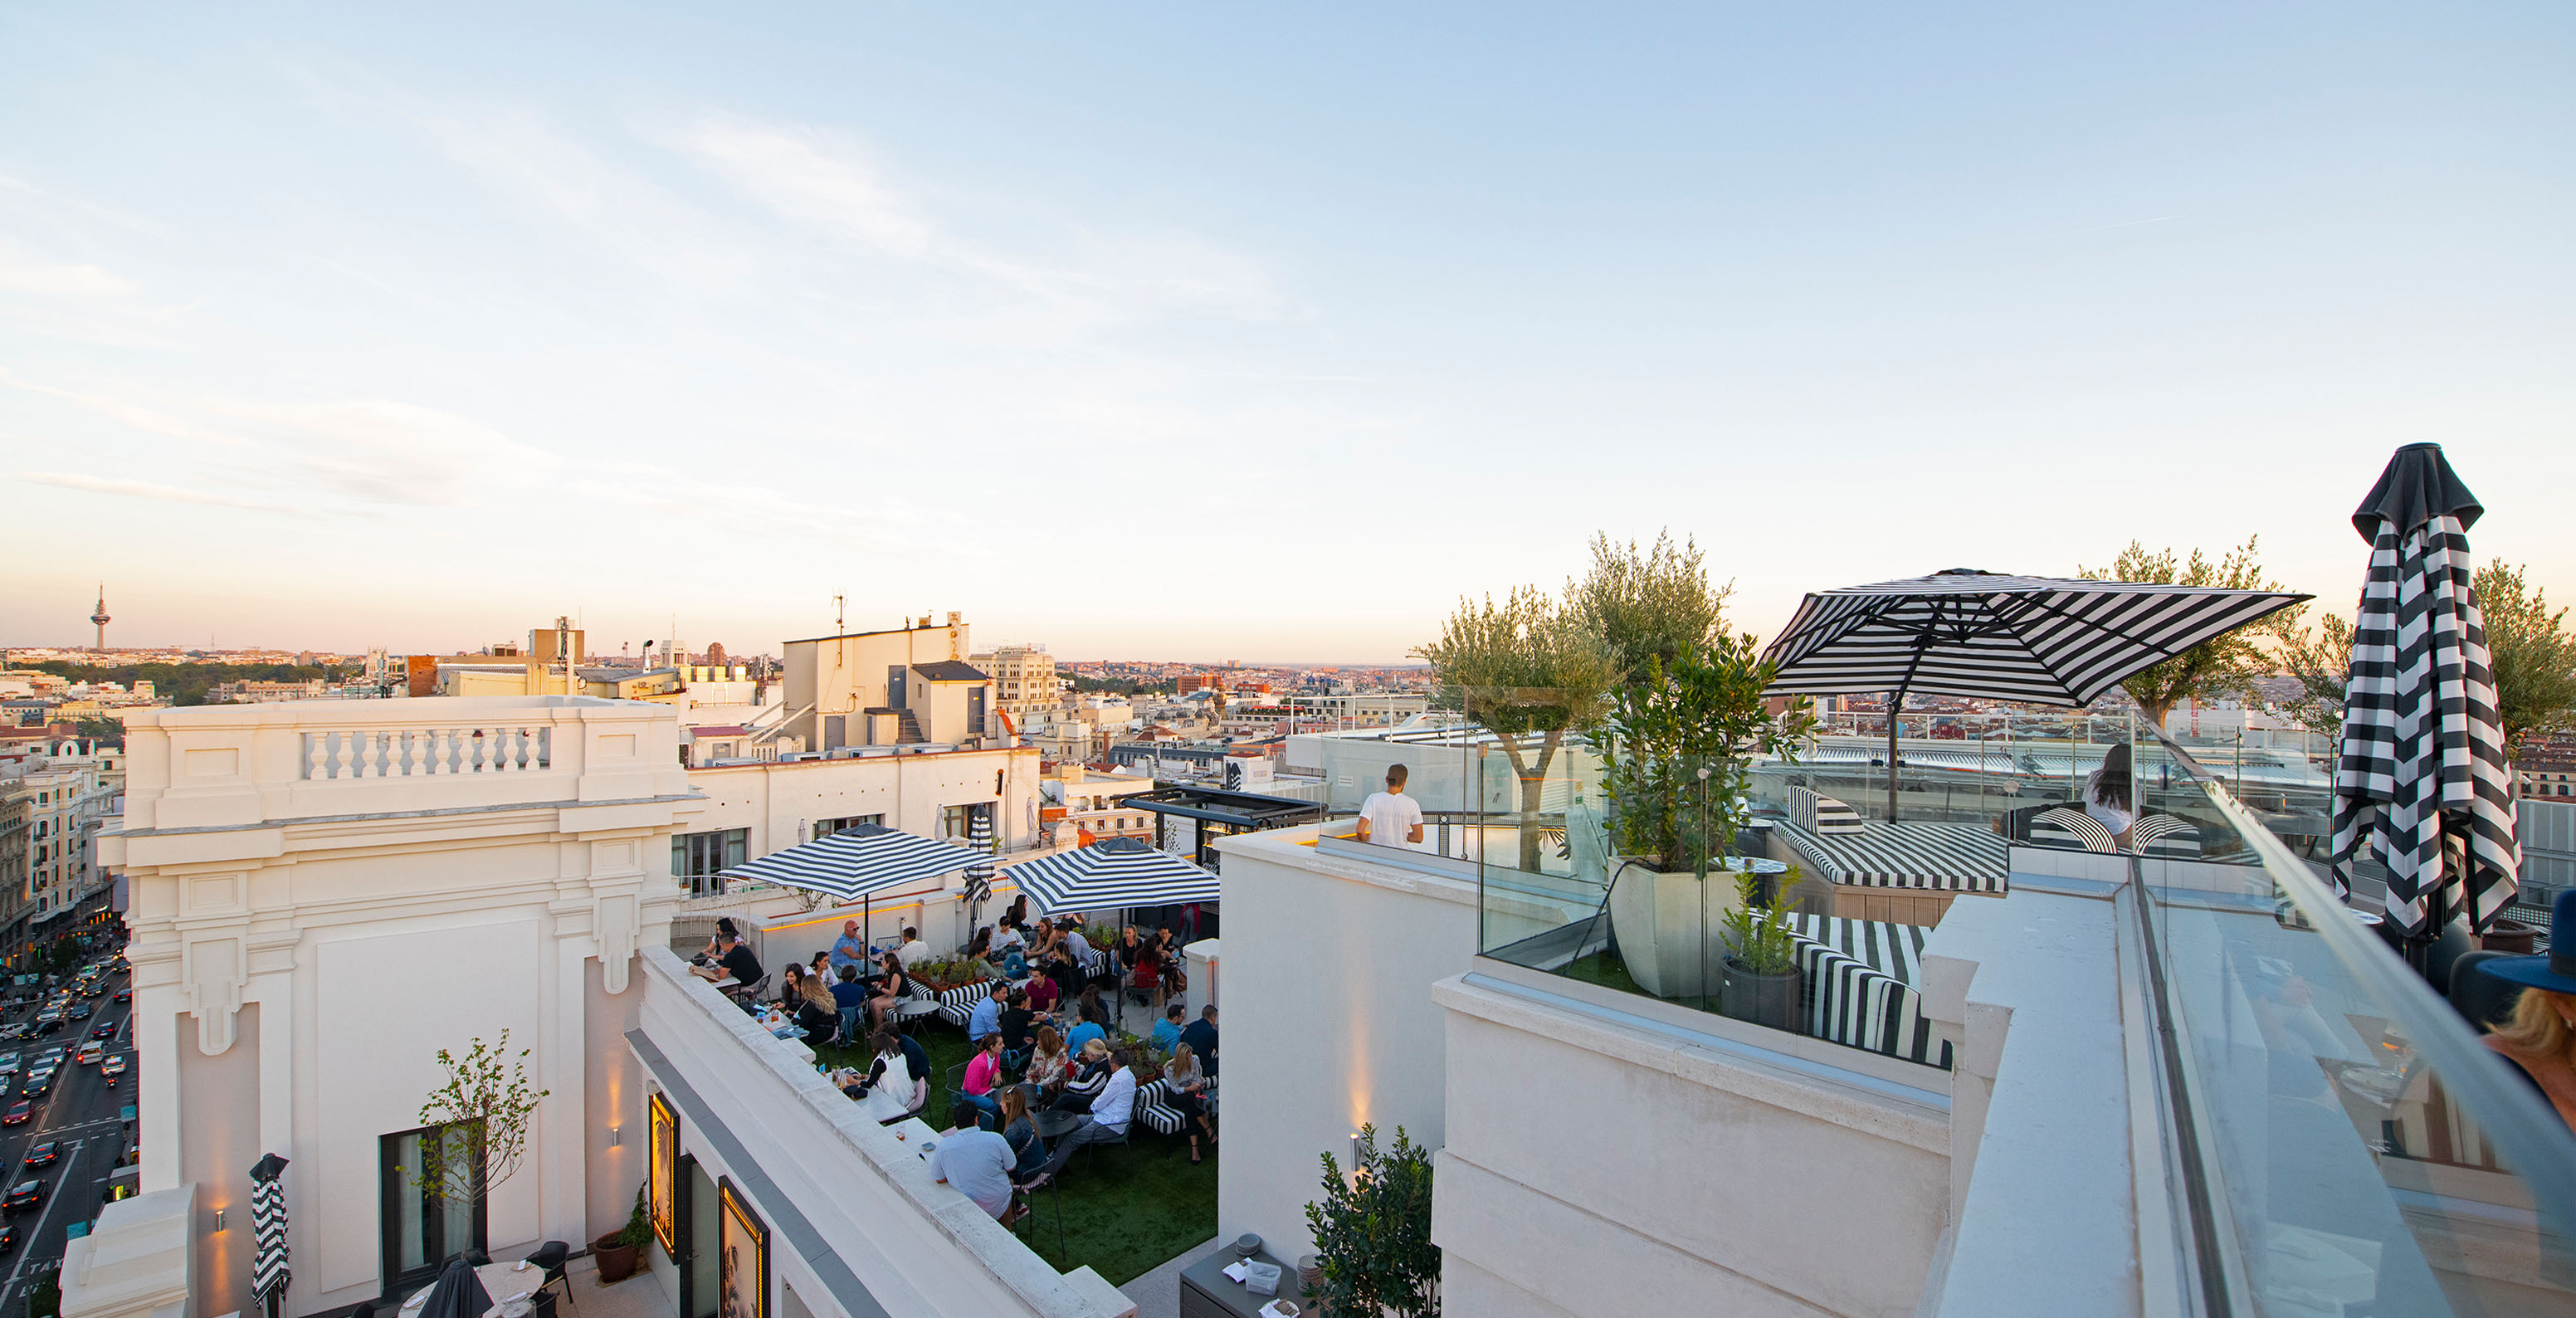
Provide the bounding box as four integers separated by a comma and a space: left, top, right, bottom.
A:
1720, 958, 1801, 1032
1608, 857, 1784, 999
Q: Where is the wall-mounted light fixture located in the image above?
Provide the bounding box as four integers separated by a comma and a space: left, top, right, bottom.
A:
607, 1125, 622, 1147
214, 1208, 227, 1231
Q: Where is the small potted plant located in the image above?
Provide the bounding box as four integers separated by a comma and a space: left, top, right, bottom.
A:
1719, 866, 1805, 1030
591, 1183, 650, 1282
1600, 636, 1813, 998
911, 955, 989, 994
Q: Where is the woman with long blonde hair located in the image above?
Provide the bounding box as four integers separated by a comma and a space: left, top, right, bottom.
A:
2479, 891, 2576, 1134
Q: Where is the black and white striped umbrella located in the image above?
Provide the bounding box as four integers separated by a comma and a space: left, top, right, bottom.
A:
720, 823, 968, 902
2331, 444, 2521, 940
1007, 837, 1217, 915
1764, 569, 2309, 818
964, 804, 995, 904
249, 1152, 290, 1311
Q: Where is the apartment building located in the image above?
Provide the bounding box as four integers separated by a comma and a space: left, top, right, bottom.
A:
0, 738, 117, 935
968, 644, 1061, 722
670, 742, 1042, 906
782, 613, 999, 752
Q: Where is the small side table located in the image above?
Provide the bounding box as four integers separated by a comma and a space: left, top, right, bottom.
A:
1178, 1242, 1309, 1318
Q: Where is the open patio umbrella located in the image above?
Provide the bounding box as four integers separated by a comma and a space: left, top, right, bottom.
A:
1007, 837, 1219, 915
1764, 569, 2310, 820
720, 823, 969, 945
2330, 443, 2521, 947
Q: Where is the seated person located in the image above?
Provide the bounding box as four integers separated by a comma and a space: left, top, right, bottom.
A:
967, 982, 1006, 1045
694, 916, 740, 964
690, 932, 764, 991
846, 1027, 929, 1118
998, 988, 1037, 1067
1023, 966, 1062, 1015
1061, 924, 1094, 966
929, 1120, 1018, 1223
1164, 1042, 1217, 1164
1037, 1047, 1139, 1177
866, 952, 912, 1032
1179, 1005, 1218, 1078
998, 1085, 1047, 1189
2477, 891, 2576, 1135
1150, 1003, 1186, 1054
895, 925, 932, 969
1046, 1038, 1115, 1111
1063, 1003, 1106, 1057
830, 965, 871, 1041
993, 920, 1027, 954
783, 966, 838, 1047
999, 942, 1030, 982
959, 1032, 1006, 1126
966, 925, 995, 962
1025, 1025, 1071, 1091
827, 919, 871, 979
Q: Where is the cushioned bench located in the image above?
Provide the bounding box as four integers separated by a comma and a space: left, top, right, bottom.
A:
1787, 913, 1952, 1071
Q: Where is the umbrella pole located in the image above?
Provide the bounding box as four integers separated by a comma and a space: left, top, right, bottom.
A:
1886, 690, 1901, 823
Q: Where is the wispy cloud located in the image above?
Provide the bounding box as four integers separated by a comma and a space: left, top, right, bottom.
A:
7, 471, 300, 513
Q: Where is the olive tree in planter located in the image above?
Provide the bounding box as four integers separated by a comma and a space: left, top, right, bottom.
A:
410, 1032, 548, 1264
1304, 1124, 1440, 1318
1414, 586, 1617, 873
1719, 865, 1806, 1030
1601, 634, 1812, 999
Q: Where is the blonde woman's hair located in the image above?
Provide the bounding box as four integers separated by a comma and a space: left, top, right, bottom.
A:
1081, 1037, 1110, 1060
2491, 988, 2576, 1059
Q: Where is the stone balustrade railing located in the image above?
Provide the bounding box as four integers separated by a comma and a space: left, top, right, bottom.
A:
303, 724, 553, 779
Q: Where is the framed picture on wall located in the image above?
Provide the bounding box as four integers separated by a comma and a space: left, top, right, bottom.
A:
718, 1178, 768, 1318
649, 1091, 678, 1255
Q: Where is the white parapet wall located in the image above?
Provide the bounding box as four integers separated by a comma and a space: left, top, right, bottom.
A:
628, 947, 1134, 1318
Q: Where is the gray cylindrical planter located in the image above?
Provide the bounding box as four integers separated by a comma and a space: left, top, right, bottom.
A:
1720, 959, 1800, 1032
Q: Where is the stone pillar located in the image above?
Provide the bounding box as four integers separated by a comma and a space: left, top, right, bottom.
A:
1183, 938, 1220, 1018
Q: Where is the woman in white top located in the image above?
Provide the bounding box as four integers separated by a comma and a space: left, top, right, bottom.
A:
2084, 743, 2135, 849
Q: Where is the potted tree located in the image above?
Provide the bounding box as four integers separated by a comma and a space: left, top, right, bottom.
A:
1719, 866, 1806, 1029
1303, 1124, 1440, 1317
1601, 635, 1812, 998
592, 1183, 650, 1282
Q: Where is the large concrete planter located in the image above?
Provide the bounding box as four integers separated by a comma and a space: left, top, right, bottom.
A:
1608, 857, 1757, 999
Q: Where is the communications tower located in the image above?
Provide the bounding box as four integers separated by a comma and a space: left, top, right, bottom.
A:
90, 585, 110, 652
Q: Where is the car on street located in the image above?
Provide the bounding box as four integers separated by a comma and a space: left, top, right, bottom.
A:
24, 1070, 51, 1096
100, 1057, 125, 1085
0, 1054, 18, 1076
3, 1181, 42, 1213
33, 1018, 61, 1036
66, 1003, 90, 1021
75, 1043, 101, 1066
21, 1144, 53, 1169
112, 989, 129, 1003
0, 1223, 17, 1252
2, 1103, 29, 1126
87, 1023, 115, 1041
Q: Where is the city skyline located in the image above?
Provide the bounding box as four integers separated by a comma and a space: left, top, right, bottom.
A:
5, 6, 2573, 661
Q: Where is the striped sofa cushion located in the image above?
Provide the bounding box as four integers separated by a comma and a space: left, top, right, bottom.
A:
2031, 808, 2118, 852
1788, 785, 1866, 835
1787, 915, 1951, 1070
1778, 822, 2009, 892
925, 979, 995, 1028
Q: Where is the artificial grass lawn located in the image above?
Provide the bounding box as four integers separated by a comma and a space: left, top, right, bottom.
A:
812, 1028, 1219, 1287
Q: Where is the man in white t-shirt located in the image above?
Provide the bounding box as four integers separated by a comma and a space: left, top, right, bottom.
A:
1356, 764, 1425, 849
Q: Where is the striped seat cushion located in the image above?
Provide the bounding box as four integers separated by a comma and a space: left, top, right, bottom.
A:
1777, 822, 2008, 892
2031, 808, 2118, 853
1787, 915, 1951, 1070
2130, 813, 2203, 858
1131, 1078, 1188, 1135
1788, 784, 1866, 834
925, 979, 994, 1028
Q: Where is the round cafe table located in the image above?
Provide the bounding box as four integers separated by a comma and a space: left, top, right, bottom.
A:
1031, 1108, 1086, 1140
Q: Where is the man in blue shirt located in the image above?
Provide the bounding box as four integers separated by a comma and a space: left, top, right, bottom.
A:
966, 982, 1006, 1044
1149, 1003, 1185, 1054
830, 965, 871, 1043
1178, 1005, 1218, 1078
828, 920, 871, 979
1064, 1003, 1105, 1056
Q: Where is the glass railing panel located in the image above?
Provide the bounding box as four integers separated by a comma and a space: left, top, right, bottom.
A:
2140, 730, 2576, 1317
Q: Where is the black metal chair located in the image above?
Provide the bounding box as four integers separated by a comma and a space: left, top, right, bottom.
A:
524, 1240, 574, 1311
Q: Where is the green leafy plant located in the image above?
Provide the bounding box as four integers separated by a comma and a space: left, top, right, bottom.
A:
1304, 1124, 1440, 1318
409, 1032, 549, 1216
615, 1182, 652, 1249
1601, 636, 1813, 873
2475, 559, 2576, 758
1416, 584, 1618, 872
1720, 865, 1805, 975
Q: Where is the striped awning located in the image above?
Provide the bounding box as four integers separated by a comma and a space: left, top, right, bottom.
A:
250, 1153, 290, 1306
2331, 444, 2522, 938
720, 823, 968, 902
1763, 569, 2310, 705
1007, 837, 1218, 915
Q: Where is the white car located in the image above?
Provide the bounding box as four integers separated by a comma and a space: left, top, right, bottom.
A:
0, 1054, 18, 1076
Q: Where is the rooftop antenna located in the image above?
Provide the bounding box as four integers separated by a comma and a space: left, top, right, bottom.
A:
835, 594, 846, 634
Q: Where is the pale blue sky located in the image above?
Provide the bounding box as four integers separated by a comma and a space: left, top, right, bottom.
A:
5, 5, 2570, 661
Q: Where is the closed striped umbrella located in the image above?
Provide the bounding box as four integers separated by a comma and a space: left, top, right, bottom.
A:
2331, 444, 2521, 942
720, 823, 968, 902
1007, 837, 1218, 915
249, 1152, 290, 1316
964, 803, 995, 904
1764, 569, 2309, 819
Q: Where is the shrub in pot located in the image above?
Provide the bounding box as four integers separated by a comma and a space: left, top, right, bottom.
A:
592, 1183, 651, 1282
1601, 636, 1813, 998
1719, 866, 1805, 1030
